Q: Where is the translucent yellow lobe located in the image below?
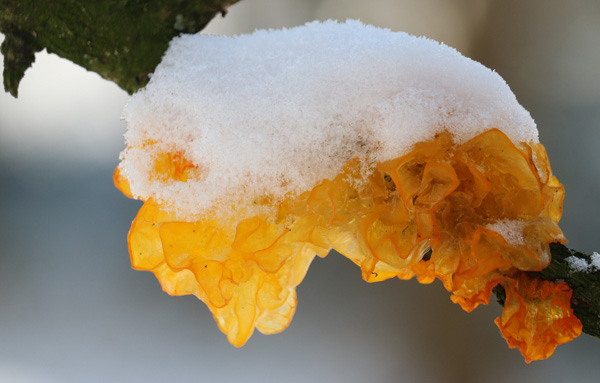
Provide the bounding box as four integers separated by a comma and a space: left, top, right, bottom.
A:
115, 129, 580, 360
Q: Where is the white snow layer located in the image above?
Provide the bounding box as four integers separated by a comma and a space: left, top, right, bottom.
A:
119, 20, 538, 219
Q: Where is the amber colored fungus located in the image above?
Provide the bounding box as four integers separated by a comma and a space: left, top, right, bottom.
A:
115, 129, 581, 360
495, 273, 582, 363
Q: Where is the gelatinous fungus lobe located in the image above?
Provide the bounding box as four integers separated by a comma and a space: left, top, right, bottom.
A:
495, 274, 582, 363
363, 130, 558, 278
117, 180, 327, 346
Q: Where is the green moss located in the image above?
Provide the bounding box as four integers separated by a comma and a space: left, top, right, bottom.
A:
0, 0, 239, 96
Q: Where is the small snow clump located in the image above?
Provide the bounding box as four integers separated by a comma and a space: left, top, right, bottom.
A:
485, 219, 526, 246
591, 252, 600, 270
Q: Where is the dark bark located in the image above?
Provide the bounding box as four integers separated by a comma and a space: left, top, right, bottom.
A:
0, 0, 239, 97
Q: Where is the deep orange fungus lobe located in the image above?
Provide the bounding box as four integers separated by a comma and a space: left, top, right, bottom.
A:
495, 273, 582, 363
115, 129, 581, 359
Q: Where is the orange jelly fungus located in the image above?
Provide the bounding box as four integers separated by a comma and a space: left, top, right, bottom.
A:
495, 273, 582, 363
115, 129, 581, 360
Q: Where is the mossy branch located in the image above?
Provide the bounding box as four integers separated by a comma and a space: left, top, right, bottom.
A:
495, 243, 600, 339
0, 0, 239, 97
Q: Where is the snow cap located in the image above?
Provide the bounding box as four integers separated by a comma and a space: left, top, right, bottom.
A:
119, 20, 537, 219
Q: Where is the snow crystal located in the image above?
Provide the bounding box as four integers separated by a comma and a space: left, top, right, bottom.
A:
567, 256, 590, 273
119, 20, 538, 220
485, 219, 526, 246
591, 252, 600, 270
567, 252, 600, 273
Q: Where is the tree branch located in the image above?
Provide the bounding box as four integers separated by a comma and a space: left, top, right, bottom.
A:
0, 0, 239, 97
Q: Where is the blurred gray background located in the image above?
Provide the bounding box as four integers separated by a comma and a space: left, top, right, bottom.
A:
1, 0, 599, 382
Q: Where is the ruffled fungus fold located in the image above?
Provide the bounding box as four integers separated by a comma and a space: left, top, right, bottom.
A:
495, 273, 582, 363
116, 128, 581, 359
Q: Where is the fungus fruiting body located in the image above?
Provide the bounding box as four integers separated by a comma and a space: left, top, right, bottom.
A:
115, 20, 581, 361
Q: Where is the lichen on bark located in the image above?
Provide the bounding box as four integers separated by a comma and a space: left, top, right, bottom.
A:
0, 0, 239, 97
